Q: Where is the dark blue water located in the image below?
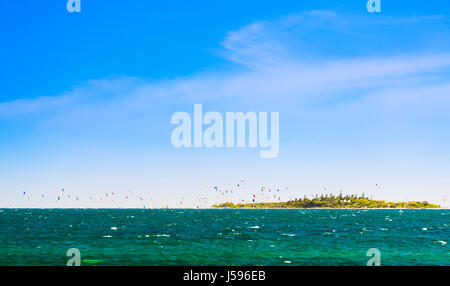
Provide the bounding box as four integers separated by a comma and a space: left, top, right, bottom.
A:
0, 209, 448, 265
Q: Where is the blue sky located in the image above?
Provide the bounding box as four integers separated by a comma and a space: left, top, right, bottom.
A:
1, 1, 450, 207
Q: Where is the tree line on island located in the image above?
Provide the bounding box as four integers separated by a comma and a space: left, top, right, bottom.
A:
212, 193, 440, 209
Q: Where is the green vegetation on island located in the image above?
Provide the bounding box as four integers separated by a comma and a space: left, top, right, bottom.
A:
212, 194, 440, 209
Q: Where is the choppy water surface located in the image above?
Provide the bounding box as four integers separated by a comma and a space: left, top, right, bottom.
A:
0, 209, 448, 265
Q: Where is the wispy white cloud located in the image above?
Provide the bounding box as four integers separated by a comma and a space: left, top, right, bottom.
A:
1, 10, 449, 121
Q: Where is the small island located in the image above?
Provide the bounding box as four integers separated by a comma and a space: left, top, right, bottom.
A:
212, 194, 440, 209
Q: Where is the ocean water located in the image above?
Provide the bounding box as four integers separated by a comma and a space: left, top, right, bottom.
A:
0, 209, 448, 266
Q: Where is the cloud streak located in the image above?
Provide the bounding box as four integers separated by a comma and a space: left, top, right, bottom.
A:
1, 10, 450, 119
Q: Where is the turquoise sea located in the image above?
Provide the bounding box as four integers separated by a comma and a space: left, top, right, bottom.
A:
0, 209, 448, 266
